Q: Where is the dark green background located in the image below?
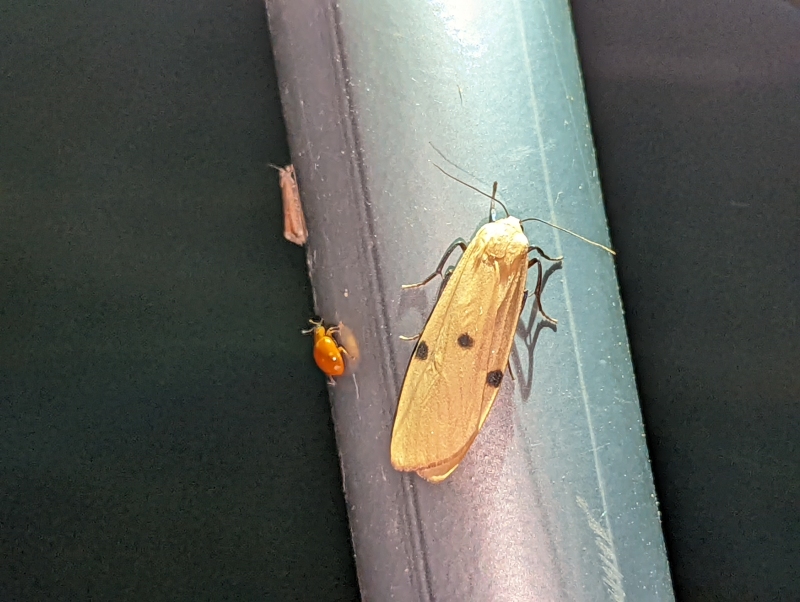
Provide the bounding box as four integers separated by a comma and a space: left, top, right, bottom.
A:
1, 1, 358, 599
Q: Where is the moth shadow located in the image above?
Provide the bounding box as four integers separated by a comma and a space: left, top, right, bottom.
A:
396, 261, 459, 339
511, 261, 562, 402
397, 284, 435, 332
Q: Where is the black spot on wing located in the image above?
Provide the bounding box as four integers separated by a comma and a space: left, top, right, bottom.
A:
486, 370, 503, 388
457, 333, 474, 348
415, 341, 429, 360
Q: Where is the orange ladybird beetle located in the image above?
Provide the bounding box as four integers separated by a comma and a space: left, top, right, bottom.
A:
302, 319, 349, 384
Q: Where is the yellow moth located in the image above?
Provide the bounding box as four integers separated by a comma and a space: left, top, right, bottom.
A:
270, 163, 308, 246
390, 170, 614, 483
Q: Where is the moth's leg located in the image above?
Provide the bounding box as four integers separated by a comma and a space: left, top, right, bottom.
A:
402, 239, 468, 289
528, 258, 558, 325
527, 245, 563, 263
400, 240, 466, 340
327, 376, 337, 387
400, 263, 458, 341
434, 265, 456, 300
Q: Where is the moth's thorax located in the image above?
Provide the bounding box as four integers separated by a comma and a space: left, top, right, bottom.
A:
476, 216, 529, 260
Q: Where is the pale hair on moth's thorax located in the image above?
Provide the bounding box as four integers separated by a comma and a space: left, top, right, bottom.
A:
476, 216, 529, 261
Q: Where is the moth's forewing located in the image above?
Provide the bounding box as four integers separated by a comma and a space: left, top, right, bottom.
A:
391, 217, 529, 482
278, 165, 308, 246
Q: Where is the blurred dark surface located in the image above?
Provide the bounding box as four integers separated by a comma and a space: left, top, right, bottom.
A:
0, 1, 358, 600
572, 1, 799, 600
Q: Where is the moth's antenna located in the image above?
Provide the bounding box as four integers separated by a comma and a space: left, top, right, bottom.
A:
428, 143, 484, 183
520, 217, 615, 255
433, 163, 616, 256
432, 163, 510, 219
